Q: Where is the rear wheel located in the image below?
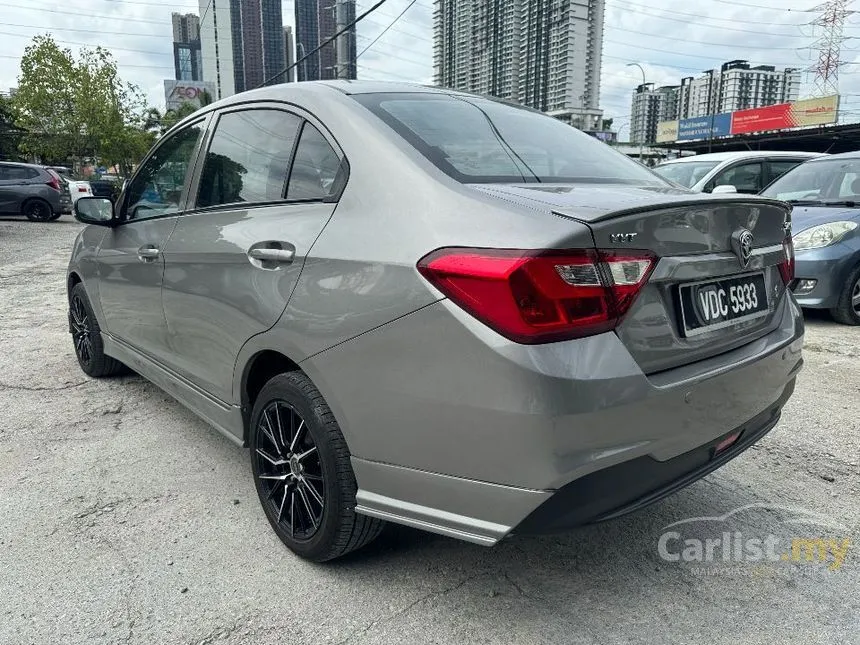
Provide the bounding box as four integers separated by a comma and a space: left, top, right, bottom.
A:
69, 283, 127, 377
250, 372, 384, 562
22, 199, 53, 222
48, 211, 62, 221
830, 264, 860, 325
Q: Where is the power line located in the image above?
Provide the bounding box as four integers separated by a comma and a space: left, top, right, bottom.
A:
1, 3, 174, 25
0, 53, 171, 71
605, 24, 816, 48
0, 30, 173, 57
1, 23, 171, 38
357, 0, 420, 59
256, 0, 391, 88
608, 0, 812, 27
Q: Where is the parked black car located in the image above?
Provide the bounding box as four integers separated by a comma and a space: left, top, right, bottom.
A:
89, 179, 121, 202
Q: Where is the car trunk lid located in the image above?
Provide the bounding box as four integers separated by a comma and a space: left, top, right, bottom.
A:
471, 183, 793, 374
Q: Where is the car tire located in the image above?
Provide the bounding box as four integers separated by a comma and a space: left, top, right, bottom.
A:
830, 264, 860, 325
249, 371, 384, 562
48, 211, 62, 221
69, 283, 128, 377
22, 198, 54, 222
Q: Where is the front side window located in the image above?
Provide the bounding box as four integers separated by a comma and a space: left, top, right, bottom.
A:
197, 109, 302, 208
286, 123, 345, 200
769, 160, 803, 184
354, 93, 663, 185
124, 122, 204, 221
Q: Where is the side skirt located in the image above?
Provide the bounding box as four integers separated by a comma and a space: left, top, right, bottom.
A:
102, 333, 245, 447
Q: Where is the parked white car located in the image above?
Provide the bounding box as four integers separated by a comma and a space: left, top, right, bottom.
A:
48, 166, 93, 205
653, 151, 825, 194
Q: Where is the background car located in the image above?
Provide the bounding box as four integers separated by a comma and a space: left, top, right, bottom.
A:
89, 178, 121, 202
760, 151, 860, 325
48, 166, 93, 206
654, 151, 824, 194
67, 81, 803, 562
46, 168, 73, 216
0, 161, 61, 221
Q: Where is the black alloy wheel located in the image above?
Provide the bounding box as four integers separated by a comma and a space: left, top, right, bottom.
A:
23, 200, 53, 222
252, 400, 326, 541
249, 372, 384, 561
70, 293, 95, 368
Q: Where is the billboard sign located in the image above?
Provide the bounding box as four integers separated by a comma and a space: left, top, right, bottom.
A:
677, 113, 732, 141
731, 94, 838, 134
656, 120, 679, 143
163, 80, 215, 111
656, 95, 840, 143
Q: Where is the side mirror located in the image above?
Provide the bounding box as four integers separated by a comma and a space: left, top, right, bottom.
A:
74, 196, 115, 226
712, 184, 738, 194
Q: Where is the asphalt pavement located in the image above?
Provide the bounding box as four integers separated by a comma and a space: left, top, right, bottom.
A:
1, 215, 858, 645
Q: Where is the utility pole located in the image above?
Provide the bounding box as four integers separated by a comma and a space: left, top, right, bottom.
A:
808, 0, 854, 97
335, 0, 349, 79
627, 63, 646, 163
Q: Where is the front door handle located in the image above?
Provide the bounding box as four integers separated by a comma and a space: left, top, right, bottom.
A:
137, 245, 161, 262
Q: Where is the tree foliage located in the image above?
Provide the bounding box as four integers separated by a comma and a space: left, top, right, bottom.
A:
12, 35, 153, 172
0, 94, 25, 160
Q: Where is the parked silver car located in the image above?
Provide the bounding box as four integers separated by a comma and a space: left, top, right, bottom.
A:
67, 82, 804, 561
0, 161, 62, 221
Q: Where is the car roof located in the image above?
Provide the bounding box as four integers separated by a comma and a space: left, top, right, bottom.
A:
0, 160, 44, 169
661, 150, 825, 164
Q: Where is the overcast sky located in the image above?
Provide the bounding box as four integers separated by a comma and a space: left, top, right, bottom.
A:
3, 0, 860, 132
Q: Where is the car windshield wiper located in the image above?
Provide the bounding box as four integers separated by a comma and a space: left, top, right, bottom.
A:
784, 199, 824, 205
784, 199, 859, 207
820, 200, 858, 207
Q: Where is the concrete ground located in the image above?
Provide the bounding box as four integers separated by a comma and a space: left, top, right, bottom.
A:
1, 216, 858, 645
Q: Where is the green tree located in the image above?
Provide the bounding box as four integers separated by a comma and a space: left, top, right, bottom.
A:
13, 35, 152, 172
0, 94, 24, 160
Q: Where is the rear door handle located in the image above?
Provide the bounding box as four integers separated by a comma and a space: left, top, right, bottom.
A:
247, 242, 297, 269
248, 248, 295, 263
137, 245, 161, 262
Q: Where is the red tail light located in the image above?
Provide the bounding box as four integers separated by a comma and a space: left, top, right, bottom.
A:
417, 247, 656, 344
45, 170, 60, 191
779, 235, 794, 285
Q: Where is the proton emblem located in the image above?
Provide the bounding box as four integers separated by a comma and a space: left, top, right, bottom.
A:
731, 228, 755, 268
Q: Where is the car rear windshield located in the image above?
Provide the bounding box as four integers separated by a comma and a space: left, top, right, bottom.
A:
652, 161, 720, 188
353, 93, 663, 185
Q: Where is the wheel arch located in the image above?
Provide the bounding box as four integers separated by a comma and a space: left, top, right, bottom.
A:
67, 271, 82, 302
240, 350, 303, 443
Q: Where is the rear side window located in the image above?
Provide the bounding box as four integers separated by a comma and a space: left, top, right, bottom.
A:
0, 166, 39, 181
197, 109, 301, 208
769, 160, 803, 184
354, 93, 662, 185
286, 123, 345, 200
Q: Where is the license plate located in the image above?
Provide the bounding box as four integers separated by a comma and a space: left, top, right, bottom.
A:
679, 272, 768, 336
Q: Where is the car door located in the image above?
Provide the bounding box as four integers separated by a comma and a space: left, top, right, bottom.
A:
0, 164, 14, 213
160, 106, 346, 403
95, 118, 207, 363
710, 160, 764, 194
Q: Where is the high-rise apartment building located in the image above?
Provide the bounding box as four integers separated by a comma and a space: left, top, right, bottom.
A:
433, 0, 605, 129
294, 0, 357, 81
199, 0, 287, 99
630, 84, 681, 145
632, 60, 803, 143
172, 12, 202, 81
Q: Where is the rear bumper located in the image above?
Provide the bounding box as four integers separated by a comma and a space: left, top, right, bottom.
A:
793, 243, 860, 309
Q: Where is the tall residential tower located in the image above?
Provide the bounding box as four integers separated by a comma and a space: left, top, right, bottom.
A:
433, 0, 605, 129
294, 0, 357, 81
172, 12, 203, 81
199, 0, 287, 99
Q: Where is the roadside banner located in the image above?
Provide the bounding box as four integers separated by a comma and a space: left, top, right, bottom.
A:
677, 113, 732, 141
656, 120, 679, 143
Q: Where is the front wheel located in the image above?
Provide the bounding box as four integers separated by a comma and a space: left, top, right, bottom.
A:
250, 372, 384, 562
69, 283, 128, 377
23, 199, 53, 222
830, 264, 860, 325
